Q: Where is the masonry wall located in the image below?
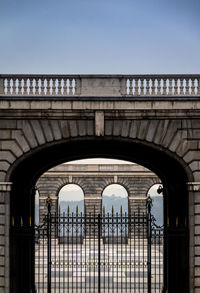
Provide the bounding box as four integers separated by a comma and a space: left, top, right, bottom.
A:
1, 97, 200, 291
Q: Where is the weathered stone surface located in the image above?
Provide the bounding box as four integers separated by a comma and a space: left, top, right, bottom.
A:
195, 205, 200, 214
1, 74, 200, 291
95, 111, 104, 136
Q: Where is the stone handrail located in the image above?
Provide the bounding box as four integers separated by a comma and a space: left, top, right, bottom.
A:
0, 74, 200, 97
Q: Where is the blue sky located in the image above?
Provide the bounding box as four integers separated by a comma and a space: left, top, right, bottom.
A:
1, 0, 200, 74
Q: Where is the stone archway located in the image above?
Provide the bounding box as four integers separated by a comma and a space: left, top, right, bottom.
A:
102, 183, 129, 214
7, 136, 191, 292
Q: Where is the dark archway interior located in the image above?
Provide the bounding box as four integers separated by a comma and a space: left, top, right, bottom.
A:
9, 137, 191, 292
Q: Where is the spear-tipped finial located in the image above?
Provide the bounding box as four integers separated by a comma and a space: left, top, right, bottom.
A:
21, 216, 23, 227
67, 205, 70, 215
120, 205, 123, 215
112, 205, 114, 215
12, 216, 14, 227
76, 205, 79, 214
103, 206, 105, 215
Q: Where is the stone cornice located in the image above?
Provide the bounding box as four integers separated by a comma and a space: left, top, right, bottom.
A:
1, 101, 200, 119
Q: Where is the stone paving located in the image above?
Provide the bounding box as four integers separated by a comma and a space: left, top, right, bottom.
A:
35, 243, 163, 292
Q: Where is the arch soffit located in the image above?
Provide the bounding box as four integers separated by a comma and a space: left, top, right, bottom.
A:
6, 136, 193, 189
1, 115, 196, 183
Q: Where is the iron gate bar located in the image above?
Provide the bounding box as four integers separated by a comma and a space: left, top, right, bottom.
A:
98, 214, 101, 293
47, 204, 51, 293
147, 199, 152, 293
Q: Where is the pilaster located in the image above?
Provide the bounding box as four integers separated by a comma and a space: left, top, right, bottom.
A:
187, 182, 200, 292
0, 182, 12, 293
84, 195, 102, 215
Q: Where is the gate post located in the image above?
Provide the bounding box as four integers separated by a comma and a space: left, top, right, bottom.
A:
147, 196, 152, 293
47, 197, 52, 293
98, 214, 101, 293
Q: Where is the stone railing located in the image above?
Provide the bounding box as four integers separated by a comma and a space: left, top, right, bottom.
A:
0, 74, 200, 98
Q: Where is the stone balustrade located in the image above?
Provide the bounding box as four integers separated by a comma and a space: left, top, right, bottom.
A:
0, 74, 200, 97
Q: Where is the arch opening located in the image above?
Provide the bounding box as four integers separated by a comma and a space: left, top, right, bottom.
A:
8, 137, 190, 293
58, 184, 84, 214
102, 184, 128, 214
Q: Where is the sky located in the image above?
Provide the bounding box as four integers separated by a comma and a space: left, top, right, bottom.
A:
1, 0, 200, 74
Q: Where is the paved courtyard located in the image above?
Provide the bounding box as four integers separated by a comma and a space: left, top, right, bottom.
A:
35, 241, 163, 292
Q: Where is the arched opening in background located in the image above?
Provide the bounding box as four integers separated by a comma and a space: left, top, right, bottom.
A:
8, 138, 191, 292
58, 184, 84, 214
148, 184, 164, 227
102, 184, 128, 214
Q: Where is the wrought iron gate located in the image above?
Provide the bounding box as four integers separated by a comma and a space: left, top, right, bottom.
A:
35, 201, 163, 292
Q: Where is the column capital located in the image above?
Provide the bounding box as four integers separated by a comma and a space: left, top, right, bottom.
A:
187, 182, 200, 191
0, 182, 12, 191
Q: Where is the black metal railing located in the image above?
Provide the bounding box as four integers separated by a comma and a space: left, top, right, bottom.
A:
34, 206, 164, 292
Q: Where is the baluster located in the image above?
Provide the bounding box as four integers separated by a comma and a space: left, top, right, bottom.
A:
46, 78, 51, 95
75, 78, 81, 95
140, 78, 144, 95
73, 78, 77, 95
146, 78, 150, 95
40, 78, 45, 95
23, 78, 27, 95
179, 78, 184, 95
63, 78, 67, 95
174, 78, 178, 95
129, 79, 133, 95
52, 78, 56, 95
191, 78, 195, 95
185, 79, 190, 95
198, 78, 200, 95
13, 78, 17, 95
57, 78, 62, 95
29, 78, 34, 95
69, 78, 73, 95
157, 78, 161, 95
18, 78, 22, 95
168, 78, 173, 96
17, 79, 20, 94
0, 77, 5, 94
151, 78, 156, 96
35, 78, 39, 95
6, 78, 11, 94
135, 79, 139, 96
163, 78, 167, 95
126, 79, 130, 95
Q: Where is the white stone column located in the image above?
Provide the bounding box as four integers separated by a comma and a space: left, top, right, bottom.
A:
187, 182, 200, 292
0, 182, 12, 293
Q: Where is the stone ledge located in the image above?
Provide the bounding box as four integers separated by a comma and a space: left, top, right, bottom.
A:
0, 183, 12, 192
187, 182, 200, 192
